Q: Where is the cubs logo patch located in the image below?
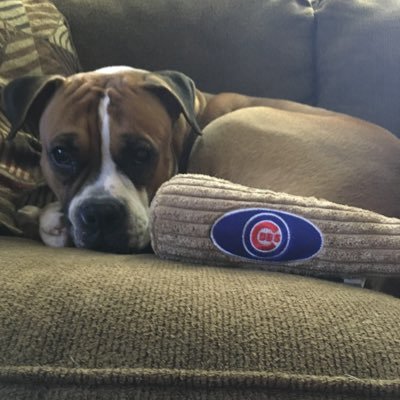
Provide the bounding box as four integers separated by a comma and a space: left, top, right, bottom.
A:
243, 213, 289, 258
211, 208, 323, 262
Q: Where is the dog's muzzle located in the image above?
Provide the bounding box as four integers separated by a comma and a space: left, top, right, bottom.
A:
72, 197, 131, 253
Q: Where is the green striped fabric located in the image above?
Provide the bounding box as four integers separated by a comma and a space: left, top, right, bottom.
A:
0, 0, 81, 235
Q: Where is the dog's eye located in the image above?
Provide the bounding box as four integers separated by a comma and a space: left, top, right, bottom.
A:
115, 137, 158, 186
133, 143, 153, 165
50, 146, 77, 173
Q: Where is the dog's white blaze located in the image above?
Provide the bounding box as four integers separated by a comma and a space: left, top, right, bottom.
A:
97, 95, 147, 203
68, 94, 150, 250
98, 95, 116, 192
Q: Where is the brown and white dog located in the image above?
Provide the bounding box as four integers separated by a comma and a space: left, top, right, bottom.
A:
3, 66, 400, 266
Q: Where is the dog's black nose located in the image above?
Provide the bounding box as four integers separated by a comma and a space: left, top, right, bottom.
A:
79, 198, 126, 232
72, 198, 132, 253
75, 198, 131, 253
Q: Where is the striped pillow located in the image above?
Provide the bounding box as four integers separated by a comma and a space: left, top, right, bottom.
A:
0, 0, 81, 235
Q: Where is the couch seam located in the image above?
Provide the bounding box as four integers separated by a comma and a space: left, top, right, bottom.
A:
309, 0, 319, 106
0, 366, 399, 396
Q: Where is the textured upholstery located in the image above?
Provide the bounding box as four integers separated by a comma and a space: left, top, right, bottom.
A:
0, 237, 399, 399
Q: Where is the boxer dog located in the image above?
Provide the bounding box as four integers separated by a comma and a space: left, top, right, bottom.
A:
3, 66, 400, 264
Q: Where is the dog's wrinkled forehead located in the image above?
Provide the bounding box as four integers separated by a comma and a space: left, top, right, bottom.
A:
38, 69, 160, 146
3, 66, 201, 142
48, 68, 148, 109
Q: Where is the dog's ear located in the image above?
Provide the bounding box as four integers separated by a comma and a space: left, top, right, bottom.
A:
2, 75, 64, 140
143, 70, 202, 136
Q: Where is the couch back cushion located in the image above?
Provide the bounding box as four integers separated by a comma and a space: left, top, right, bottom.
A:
314, 0, 400, 137
53, 0, 316, 103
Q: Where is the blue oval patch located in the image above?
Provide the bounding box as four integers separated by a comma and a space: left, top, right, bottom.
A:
211, 208, 323, 262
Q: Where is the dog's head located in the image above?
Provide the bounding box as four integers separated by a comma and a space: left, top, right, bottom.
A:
2, 66, 202, 253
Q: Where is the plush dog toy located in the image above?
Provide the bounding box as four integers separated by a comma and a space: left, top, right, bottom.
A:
150, 174, 400, 279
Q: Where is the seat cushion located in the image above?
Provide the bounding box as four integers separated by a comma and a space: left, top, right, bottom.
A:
0, 237, 399, 399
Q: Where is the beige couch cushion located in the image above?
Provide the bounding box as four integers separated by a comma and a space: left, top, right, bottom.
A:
0, 237, 399, 399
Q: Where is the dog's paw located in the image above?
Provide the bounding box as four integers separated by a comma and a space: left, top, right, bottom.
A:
39, 202, 70, 248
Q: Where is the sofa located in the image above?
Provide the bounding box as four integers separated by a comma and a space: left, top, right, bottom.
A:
0, 0, 399, 399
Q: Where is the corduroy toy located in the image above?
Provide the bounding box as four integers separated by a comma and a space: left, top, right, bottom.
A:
150, 174, 400, 279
